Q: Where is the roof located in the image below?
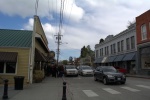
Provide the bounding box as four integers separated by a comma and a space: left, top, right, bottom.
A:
0, 29, 32, 48
0, 52, 18, 62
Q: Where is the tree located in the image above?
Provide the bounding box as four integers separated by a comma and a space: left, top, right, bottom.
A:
80, 46, 88, 58
99, 38, 104, 44
62, 60, 68, 65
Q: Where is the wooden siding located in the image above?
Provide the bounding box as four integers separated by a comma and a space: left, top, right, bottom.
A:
0, 48, 30, 84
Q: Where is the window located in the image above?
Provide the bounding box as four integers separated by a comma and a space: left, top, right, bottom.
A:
131, 36, 135, 49
105, 47, 107, 55
102, 48, 103, 56
141, 24, 147, 40
111, 45, 113, 54
117, 42, 120, 52
126, 38, 130, 50
0, 62, 4, 73
121, 40, 124, 51
107, 46, 109, 55
96, 50, 98, 58
0, 62, 16, 74
113, 43, 116, 53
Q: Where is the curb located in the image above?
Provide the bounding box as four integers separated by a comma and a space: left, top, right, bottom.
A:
126, 75, 150, 79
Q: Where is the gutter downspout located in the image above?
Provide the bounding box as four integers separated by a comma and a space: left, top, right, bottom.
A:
29, 15, 37, 84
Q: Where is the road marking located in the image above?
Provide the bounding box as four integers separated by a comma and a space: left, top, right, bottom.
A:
82, 90, 99, 97
136, 85, 150, 89
102, 88, 121, 94
121, 87, 140, 92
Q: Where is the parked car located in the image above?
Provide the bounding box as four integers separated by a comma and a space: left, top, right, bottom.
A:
64, 65, 78, 77
94, 66, 126, 85
78, 65, 94, 76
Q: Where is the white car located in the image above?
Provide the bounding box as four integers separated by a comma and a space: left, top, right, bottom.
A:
64, 65, 78, 77
78, 66, 94, 76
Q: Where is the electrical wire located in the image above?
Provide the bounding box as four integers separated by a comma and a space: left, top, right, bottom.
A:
35, 0, 39, 15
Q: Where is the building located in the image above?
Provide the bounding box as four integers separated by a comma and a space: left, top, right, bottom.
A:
94, 23, 137, 74
136, 10, 150, 75
0, 15, 50, 84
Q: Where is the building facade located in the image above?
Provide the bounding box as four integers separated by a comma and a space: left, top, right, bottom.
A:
136, 10, 150, 75
95, 23, 137, 74
0, 16, 50, 84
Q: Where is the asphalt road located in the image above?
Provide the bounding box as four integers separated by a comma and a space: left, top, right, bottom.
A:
63, 76, 150, 100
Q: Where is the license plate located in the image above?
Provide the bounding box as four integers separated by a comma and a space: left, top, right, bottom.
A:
117, 78, 121, 80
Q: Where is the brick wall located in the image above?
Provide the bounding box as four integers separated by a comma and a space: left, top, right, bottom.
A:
136, 10, 150, 44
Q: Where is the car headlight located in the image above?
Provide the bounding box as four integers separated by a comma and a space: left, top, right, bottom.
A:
122, 75, 126, 78
107, 75, 114, 78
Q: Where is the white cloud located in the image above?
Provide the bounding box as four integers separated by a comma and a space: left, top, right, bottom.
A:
0, 0, 84, 22
1, 0, 150, 60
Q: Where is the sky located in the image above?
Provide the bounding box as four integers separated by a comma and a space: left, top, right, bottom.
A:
0, 0, 150, 61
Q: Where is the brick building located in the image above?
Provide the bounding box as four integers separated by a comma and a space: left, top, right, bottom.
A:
136, 10, 150, 75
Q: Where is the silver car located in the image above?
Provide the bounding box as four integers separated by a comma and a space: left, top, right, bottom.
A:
64, 65, 78, 77
78, 65, 94, 76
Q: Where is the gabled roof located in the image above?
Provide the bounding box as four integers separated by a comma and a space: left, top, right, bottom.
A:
0, 29, 32, 48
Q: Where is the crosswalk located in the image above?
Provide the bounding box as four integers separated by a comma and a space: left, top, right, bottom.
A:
82, 85, 150, 97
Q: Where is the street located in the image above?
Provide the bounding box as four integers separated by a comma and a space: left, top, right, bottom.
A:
64, 76, 150, 100
1, 76, 150, 100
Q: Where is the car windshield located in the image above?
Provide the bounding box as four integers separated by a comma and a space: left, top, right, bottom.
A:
102, 67, 117, 72
82, 67, 92, 70
66, 66, 76, 69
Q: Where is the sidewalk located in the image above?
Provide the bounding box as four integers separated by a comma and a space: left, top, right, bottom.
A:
126, 74, 150, 79
0, 77, 71, 100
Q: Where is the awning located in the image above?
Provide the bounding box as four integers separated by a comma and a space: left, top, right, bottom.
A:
123, 52, 136, 61
107, 56, 116, 62
101, 57, 108, 63
35, 49, 47, 62
94, 57, 103, 63
114, 54, 125, 62
0, 52, 18, 62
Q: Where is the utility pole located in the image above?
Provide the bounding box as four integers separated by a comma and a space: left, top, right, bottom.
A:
55, 32, 63, 66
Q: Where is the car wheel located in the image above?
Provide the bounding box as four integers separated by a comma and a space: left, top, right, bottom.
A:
121, 81, 125, 84
103, 78, 108, 85
76, 74, 78, 77
94, 76, 98, 81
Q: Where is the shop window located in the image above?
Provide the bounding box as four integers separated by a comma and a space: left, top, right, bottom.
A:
0, 62, 16, 74
0, 62, 4, 73
141, 24, 147, 40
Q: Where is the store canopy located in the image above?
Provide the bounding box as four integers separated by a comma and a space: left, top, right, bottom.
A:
0, 52, 18, 62
101, 57, 108, 63
94, 57, 103, 63
123, 52, 136, 61
114, 54, 125, 62
107, 56, 116, 62
35, 49, 47, 62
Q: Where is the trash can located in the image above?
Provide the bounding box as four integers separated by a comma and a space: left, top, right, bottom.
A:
14, 76, 24, 90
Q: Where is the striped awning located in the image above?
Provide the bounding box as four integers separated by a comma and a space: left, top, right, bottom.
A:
0, 52, 18, 62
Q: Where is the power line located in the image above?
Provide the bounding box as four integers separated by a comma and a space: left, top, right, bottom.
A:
35, 0, 39, 15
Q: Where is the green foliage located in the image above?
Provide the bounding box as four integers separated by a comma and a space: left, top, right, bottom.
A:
99, 38, 104, 43
62, 60, 68, 65
80, 45, 94, 59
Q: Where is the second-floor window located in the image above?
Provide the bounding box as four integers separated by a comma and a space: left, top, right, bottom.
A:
107, 46, 109, 55
141, 24, 147, 40
126, 38, 130, 50
96, 50, 98, 58
121, 40, 124, 51
111, 45, 113, 54
105, 47, 107, 55
131, 36, 135, 49
117, 42, 120, 52
113, 43, 116, 54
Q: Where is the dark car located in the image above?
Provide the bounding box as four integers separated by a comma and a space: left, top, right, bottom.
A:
94, 66, 126, 85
